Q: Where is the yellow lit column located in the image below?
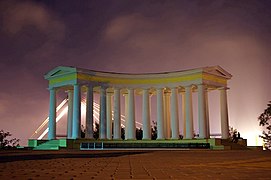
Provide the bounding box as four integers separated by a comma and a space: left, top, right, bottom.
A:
99, 86, 107, 139
170, 87, 179, 139
124, 93, 128, 139
157, 88, 165, 139
67, 90, 73, 139
113, 88, 121, 140
142, 89, 151, 140
106, 91, 113, 139
198, 84, 207, 138
181, 91, 186, 138
85, 85, 93, 139
185, 86, 193, 139
48, 87, 56, 140
164, 91, 171, 139
220, 88, 229, 139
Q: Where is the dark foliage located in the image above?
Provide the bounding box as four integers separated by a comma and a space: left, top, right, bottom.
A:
258, 101, 271, 150
0, 130, 20, 149
229, 127, 241, 143
81, 120, 159, 140
151, 121, 157, 140
93, 122, 99, 140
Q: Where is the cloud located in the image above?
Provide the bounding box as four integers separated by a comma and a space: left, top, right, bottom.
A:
1, 1, 65, 40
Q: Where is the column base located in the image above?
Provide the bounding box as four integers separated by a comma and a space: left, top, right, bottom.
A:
170, 138, 180, 140
156, 138, 166, 140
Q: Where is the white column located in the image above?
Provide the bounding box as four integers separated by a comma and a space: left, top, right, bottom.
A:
181, 92, 186, 138
67, 90, 73, 139
72, 84, 81, 139
85, 85, 93, 139
170, 87, 179, 139
157, 88, 165, 139
198, 84, 207, 138
126, 88, 136, 140
220, 88, 229, 139
205, 90, 210, 138
142, 89, 151, 140
99, 86, 107, 139
48, 88, 56, 140
164, 91, 171, 139
113, 88, 121, 140
106, 92, 113, 139
185, 86, 193, 139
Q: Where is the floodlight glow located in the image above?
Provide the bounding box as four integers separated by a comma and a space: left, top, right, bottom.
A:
38, 106, 68, 139
30, 98, 68, 138
33, 97, 144, 140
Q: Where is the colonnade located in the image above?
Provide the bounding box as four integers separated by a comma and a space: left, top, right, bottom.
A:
48, 84, 230, 140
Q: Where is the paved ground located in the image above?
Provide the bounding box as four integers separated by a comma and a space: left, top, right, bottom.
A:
0, 149, 271, 179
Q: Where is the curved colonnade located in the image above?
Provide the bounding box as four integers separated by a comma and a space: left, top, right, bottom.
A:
45, 66, 232, 140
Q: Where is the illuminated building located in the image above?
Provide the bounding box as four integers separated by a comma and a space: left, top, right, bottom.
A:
44, 66, 232, 141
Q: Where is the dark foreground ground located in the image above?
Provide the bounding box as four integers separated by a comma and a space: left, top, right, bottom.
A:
0, 149, 271, 179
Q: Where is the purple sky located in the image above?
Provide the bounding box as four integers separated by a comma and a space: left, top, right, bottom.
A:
0, 0, 271, 146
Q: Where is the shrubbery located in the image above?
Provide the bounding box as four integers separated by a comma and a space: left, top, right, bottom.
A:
0, 130, 20, 149
258, 101, 271, 150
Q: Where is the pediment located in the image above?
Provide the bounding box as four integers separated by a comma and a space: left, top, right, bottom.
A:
203, 66, 232, 79
44, 66, 77, 80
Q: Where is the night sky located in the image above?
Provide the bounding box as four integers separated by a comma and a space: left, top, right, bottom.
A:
0, 0, 271, 146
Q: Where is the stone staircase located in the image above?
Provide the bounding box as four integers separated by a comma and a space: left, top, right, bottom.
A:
33, 139, 67, 150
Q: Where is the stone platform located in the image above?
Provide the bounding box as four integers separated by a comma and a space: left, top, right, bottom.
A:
28, 138, 248, 150
0, 149, 270, 179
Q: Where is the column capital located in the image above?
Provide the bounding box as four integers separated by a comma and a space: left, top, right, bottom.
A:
197, 84, 207, 87
113, 87, 121, 90
106, 91, 114, 95
65, 89, 74, 93
126, 87, 135, 91
218, 87, 229, 90
170, 87, 178, 90
48, 87, 56, 91
141, 88, 150, 91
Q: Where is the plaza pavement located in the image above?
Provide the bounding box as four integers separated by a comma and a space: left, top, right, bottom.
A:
0, 149, 271, 179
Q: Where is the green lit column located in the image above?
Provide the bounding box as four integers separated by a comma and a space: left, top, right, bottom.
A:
72, 84, 81, 139
67, 90, 73, 139
48, 87, 56, 140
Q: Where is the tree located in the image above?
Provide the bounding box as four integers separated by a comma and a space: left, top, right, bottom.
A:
93, 122, 100, 140
151, 121, 157, 140
136, 128, 143, 140
0, 130, 20, 149
258, 101, 271, 150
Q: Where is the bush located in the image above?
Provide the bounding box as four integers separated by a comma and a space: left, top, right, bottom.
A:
258, 101, 271, 150
0, 130, 20, 149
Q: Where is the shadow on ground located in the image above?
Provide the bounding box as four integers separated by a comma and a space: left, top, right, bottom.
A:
0, 150, 150, 163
